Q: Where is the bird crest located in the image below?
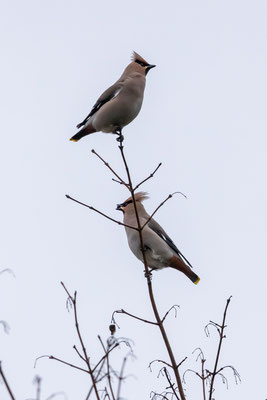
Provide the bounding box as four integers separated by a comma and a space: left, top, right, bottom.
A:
122, 192, 149, 204
134, 192, 149, 202
131, 51, 149, 65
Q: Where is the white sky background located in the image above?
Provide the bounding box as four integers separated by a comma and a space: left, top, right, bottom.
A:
0, 0, 267, 399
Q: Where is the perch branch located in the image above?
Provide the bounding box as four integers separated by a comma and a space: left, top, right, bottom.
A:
117, 143, 186, 400
65, 195, 137, 230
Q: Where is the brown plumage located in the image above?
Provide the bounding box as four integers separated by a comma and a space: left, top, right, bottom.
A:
70, 52, 155, 142
169, 256, 200, 284
116, 192, 200, 285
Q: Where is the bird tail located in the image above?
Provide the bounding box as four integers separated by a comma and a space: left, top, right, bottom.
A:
169, 256, 200, 285
70, 125, 96, 142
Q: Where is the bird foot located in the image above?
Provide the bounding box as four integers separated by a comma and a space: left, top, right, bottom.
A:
144, 269, 153, 279
113, 128, 124, 143
116, 134, 124, 143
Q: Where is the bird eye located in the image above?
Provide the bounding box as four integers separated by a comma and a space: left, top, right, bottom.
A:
135, 59, 148, 68
122, 200, 133, 207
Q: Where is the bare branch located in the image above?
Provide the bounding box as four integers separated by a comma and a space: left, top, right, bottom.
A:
183, 368, 203, 383
35, 355, 89, 374
116, 356, 127, 400
161, 305, 180, 324
98, 336, 116, 400
91, 149, 129, 188
163, 368, 180, 400
66, 195, 137, 230
73, 345, 86, 362
133, 162, 162, 191
112, 309, 158, 326
177, 357, 187, 369
150, 391, 169, 400
0, 361, 16, 400
208, 296, 232, 400
34, 375, 41, 400
60, 281, 74, 302
141, 192, 187, 231
149, 359, 173, 371
60, 284, 101, 400
217, 365, 241, 384
92, 340, 119, 373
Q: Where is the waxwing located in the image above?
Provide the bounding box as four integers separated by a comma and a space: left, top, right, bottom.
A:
116, 192, 200, 284
70, 52, 155, 142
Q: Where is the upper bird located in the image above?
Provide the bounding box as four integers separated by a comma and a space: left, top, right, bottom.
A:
70, 52, 155, 143
116, 192, 200, 285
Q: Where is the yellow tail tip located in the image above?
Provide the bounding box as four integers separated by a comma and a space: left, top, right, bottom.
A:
70, 138, 78, 142
194, 277, 200, 285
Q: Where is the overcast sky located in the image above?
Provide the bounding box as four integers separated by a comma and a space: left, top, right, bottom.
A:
1, 1, 267, 399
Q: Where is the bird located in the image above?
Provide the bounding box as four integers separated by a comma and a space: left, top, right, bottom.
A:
70, 52, 156, 142
116, 192, 200, 284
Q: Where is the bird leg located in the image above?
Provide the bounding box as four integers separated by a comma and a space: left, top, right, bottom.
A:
144, 269, 153, 279
113, 128, 124, 143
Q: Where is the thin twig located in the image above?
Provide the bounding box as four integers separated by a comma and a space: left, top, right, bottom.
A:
34, 375, 42, 400
133, 162, 162, 191
35, 355, 89, 374
208, 296, 232, 400
163, 367, 180, 400
141, 192, 187, 231
65, 195, 137, 230
73, 345, 86, 362
149, 359, 173, 371
112, 309, 158, 326
92, 340, 119, 373
85, 362, 107, 400
0, 361, 16, 400
91, 149, 129, 188
150, 391, 169, 400
116, 356, 127, 400
161, 305, 180, 324
98, 336, 116, 400
60, 283, 101, 400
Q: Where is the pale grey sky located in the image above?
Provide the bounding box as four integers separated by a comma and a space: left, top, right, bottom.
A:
1, 1, 267, 399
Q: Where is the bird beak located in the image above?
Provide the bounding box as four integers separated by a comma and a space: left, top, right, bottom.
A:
146, 64, 156, 71
116, 204, 123, 211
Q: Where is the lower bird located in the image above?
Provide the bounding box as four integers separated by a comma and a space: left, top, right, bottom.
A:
70, 52, 155, 143
116, 192, 200, 284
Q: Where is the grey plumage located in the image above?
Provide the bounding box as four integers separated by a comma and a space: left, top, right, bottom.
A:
117, 192, 200, 284
70, 52, 155, 142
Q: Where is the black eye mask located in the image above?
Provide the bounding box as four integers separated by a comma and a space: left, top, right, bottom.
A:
135, 59, 149, 67
121, 199, 133, 207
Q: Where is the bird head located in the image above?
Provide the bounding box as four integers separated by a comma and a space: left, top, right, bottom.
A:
122, 52, 156, 78
132, 51, 156, 75
116, 192, 149, 212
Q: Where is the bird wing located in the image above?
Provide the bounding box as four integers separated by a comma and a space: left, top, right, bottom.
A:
76, 82, 124, 129
147, 217, 194, 269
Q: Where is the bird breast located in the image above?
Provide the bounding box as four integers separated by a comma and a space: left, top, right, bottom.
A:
92, 75, 146, 133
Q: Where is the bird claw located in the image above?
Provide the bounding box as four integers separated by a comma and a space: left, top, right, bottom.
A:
113, 128, 124, 143
116, 134, 124, 142
144, 269, 153, 279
